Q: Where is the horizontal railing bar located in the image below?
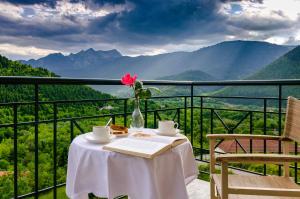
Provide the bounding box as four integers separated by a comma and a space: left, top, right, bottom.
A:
0, 114, 125, 128
1, 76, 300, 86
16, 183, 65, 199
198, 107, 286, 114
0, 95, 189, 106
0, 106, 286, 128
0, 98, 124, 106
0, 95, 288, 107
199, 159, 265, 176
199, 170, 210, 175
197, 95, 286, 100
0, 108, 185, 127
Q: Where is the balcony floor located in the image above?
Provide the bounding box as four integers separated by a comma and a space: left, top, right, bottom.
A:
187, 179, 210, 199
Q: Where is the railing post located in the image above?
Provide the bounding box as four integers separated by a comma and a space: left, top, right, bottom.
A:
70, 120, 74, 142
210, 109, 214, 134
34, 83, 39, 199
190, 84, 194, 146
200, 96, 203, 161
264, 99, 267, 175
249, 111, 253, 154
177, 108, 180, 128
278, 85, 282, 176
53, 103, 57, 199
112, 115, 116, 124
13, 104, 18, 199
154, 111, 157, 128
144, 100, 148, 128
184, 97, 187, 136
295, 142, 298, 183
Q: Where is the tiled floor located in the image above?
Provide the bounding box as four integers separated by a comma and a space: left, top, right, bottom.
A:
187, 179, 210, 199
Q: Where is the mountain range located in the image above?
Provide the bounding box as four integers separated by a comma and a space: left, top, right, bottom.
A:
21, 40, 292, 81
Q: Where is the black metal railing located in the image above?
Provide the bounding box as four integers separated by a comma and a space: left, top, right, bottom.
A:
1, 76, 300, 198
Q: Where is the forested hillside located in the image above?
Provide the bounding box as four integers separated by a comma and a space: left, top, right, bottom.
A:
216, 46, 300, 99
0, 55, 111, 102
0, 55, 117, 198
248, 46, 300, 79
155, 70, 217, 96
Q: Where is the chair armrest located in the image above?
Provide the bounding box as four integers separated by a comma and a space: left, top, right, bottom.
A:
216, 154, 300, 163
207, 134, 289, 141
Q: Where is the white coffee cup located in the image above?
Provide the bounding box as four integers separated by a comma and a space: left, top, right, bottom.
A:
92, 126, 111, 141
158, 120, 179, 135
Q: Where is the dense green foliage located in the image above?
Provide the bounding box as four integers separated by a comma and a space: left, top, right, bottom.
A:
0, 55, 118, 198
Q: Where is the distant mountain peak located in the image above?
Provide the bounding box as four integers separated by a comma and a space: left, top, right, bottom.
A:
77, 48, 95, 55
75, 48, 122, 58
85, 48, 96, 53
44, 52, 64, 59
48, 52, 64, 56
103, 49, 122, 56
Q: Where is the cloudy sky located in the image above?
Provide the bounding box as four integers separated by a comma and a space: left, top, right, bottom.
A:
0, 0, 299, 60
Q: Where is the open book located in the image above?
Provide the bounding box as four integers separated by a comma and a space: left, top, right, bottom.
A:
103, 132, 187, 159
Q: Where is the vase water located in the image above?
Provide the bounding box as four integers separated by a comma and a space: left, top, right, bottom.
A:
131, 99, 144, 129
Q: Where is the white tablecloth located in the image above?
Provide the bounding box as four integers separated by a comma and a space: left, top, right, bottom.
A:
66, 129, 198, 199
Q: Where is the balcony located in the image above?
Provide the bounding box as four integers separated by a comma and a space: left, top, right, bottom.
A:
1, 76, 300, 199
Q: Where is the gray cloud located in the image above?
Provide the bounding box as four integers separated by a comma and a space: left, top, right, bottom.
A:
2, 0, 57, 7
228, 16, 293, 31
0, 0, 231, 48
0, 0, 299, 60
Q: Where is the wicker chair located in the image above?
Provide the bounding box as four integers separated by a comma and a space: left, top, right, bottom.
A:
207, 96, 300, 199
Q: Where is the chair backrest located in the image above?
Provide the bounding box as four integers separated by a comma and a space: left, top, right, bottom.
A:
284, 96, 300, 143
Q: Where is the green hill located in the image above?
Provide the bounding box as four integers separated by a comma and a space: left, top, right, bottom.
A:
216, 46, 300, 99
156, 70, 217, 96
0, 55, 117, 198
0, 55, 111, 102
248, 46, 300, 79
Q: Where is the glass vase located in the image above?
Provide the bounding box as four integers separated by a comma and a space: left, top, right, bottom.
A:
131, 98, 144, 129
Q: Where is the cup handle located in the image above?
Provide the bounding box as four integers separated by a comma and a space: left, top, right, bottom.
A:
174, 122, 179, 129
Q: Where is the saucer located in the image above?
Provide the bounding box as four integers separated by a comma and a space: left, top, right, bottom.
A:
154, 129, 180, 137
85, 132, 116, 144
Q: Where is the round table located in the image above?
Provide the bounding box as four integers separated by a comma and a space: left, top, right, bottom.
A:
66, 129, 198, 199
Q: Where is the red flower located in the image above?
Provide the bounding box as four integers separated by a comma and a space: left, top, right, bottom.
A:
121, 73, 137, 87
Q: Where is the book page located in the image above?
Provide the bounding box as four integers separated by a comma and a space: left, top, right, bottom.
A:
131, 131, 187, 146
103, 138, 171, 158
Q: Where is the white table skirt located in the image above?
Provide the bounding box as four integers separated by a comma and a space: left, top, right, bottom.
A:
66, 129, 198, 199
